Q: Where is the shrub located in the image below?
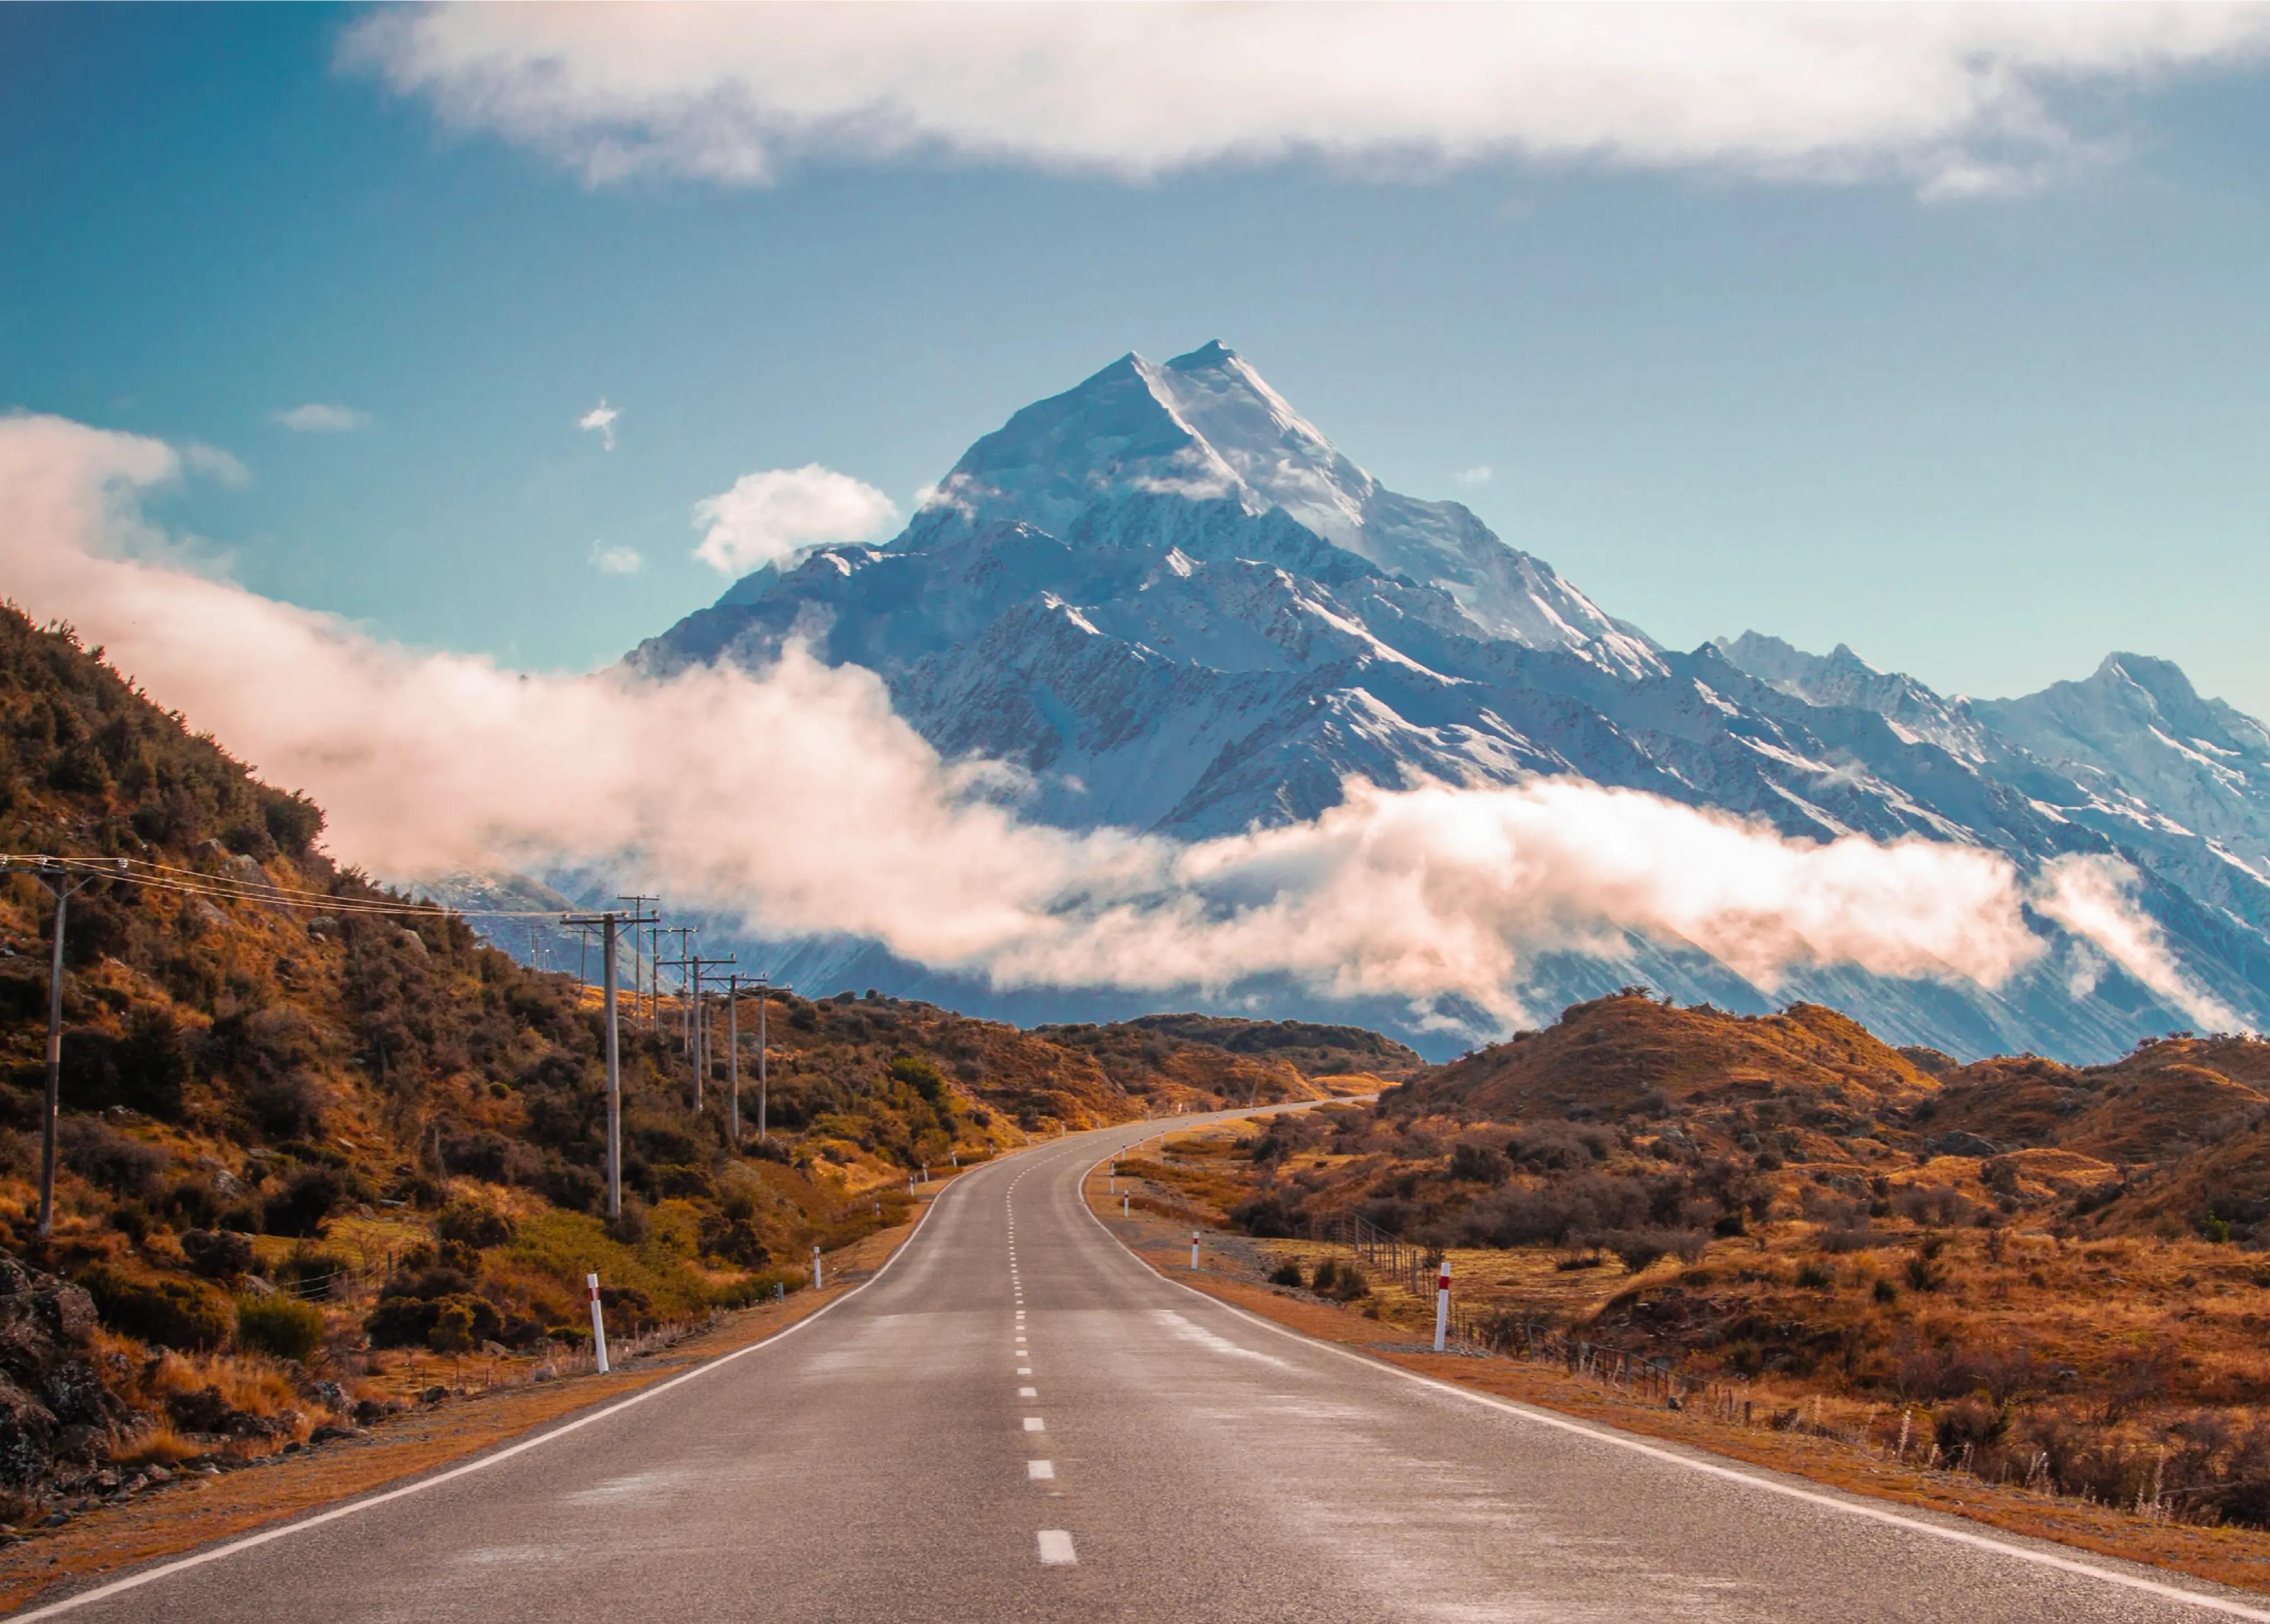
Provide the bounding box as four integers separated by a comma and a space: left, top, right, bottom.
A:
1904, 1253, 1945, 1292
263, 1165, 345, 1237
1794, 1262, 1833, 1290
436, 1202, 517, 1251
1873, 1277, 1898, 1304
273, 1244, 351, 1297
180, 1229, 256, 1280
56, 1117, 168, 1201
1594, 1228, 1707, 1274
236, 1294, 325, 1363
1268, 1261, 1305, 1288
1447, 1142, 1507, 1183
888, 1055, 947, 1106
79, 1266, 232, 1351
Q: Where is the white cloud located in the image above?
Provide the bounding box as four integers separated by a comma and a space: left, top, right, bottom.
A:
273, 404, 371, 434
692, 463, 898, 574
1455, 465, 1493, 489
589, 541, 643, 576
341, 6, 2270, 199
1, 409, 2232, 1038
578, 399, 619, 451
2031, 853, 2237, 1029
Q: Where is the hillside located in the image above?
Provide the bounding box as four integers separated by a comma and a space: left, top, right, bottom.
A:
1398, 992, 1937, 1122
0, 607, 1396, 1519
1154, 990, 2270, 1535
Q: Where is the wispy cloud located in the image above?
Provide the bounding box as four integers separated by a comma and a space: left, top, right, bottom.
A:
342, 7, 2270, 200
578, 399, 619, 451
589, 541, 643, 576
693, 463, 898, 574
4, 409, 2219, 1038
1455, 465, 1493, 489
273, 403, 371, 434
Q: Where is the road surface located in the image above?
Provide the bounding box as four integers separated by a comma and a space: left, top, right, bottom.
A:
22, 1112, 2270, 1622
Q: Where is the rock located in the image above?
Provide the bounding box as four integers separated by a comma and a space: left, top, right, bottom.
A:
221, 853, 267, 886
419, 1385, 447, 1405
39, 1511, 67, 1528
166, 1386, 235, 1434
308, 1424, 364, 1444
50, 1425, 106, 1464
397, 930, 429, 956
350, 1398, 401, 1426
530, 1364, 559, 1383
1927, 1131, 2000, 1159
142, 1465, 171, 1484
479, 1341, 510, 1358
280, 1442, 302, 1456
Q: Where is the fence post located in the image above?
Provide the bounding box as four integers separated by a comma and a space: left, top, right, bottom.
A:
587, 1274, 610, 1373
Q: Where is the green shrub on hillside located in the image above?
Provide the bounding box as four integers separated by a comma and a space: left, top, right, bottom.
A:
78, 1265, 232, 1352
235, 1294, 325, 1363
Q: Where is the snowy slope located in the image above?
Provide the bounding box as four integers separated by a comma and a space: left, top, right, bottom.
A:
622, 343, 2270, 1060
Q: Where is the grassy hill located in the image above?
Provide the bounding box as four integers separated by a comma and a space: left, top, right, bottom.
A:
1162, 990, 2270, 1534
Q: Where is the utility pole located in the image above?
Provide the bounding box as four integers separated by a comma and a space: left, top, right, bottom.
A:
565, 905, 657, 1220
724, 973, 743, 1143
3, 858, 125, 1238
756, 973, 769, 1143
665, 953, 734, 1110
616, 896, 657, 1024
662, 927, 696, 1054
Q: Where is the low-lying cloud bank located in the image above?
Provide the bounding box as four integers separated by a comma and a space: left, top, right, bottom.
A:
342, 6, 2270, 200
0, 412, 2234, 1030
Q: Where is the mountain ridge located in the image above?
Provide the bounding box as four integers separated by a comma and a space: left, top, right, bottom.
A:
622, 342, 2270, 1063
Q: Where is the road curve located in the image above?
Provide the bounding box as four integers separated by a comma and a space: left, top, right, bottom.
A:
20, 1112, 2270, 1623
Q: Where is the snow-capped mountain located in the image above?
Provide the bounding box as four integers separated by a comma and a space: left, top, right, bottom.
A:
625, 342, 2270, 1060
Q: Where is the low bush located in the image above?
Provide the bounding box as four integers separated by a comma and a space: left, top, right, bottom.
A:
435, 1201, 516, 1250
235, 1294, 325, 1363
179, 1229, 256, 1279
262, 1165, 345, 1238
1268, 1261, 1304, 1288
79, 1265, 232, 1352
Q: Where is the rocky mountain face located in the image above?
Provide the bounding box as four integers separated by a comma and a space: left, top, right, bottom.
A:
627, 342, 2270, 1062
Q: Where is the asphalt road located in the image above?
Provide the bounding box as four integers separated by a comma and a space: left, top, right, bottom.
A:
24, 1112, 2270, 1623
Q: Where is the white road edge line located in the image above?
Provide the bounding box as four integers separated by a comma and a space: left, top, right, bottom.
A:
9, 1137, 1008, 1622
1037, 1528, 1077, 1565
1075, 1131, 2270, 1623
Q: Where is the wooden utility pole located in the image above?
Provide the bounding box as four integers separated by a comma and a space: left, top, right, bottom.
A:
566, 905, 657, 1219
2, 858, 125, 1237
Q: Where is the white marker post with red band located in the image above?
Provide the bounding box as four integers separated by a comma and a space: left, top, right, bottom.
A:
1190, 1230, 1199, 1270
587, 1272, 610, 1373
812, 1244, 822, 1291
1433, 1256, 1452, 1353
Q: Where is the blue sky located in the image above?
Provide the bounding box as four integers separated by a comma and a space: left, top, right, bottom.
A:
7, 5, 2270, 716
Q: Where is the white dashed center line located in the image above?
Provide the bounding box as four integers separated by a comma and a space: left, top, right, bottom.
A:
1037, 1529, 1076, 1565
1019, 1386, 1037, 1398
1023, 1417, 1045, 1432
1017, 1366, 1032, 1375
1028, 1460, 1055, 1482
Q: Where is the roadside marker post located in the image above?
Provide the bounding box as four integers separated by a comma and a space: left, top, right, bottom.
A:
1434, 1257, 1452, 1353
812, 1245, 823, 1291
1121, 1195, 1128, 1217
587, 1274, 610, 1373
1190, 1230, 1199, 1269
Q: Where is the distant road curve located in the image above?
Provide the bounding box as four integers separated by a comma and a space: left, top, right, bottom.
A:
18, 1105, 2268, 1623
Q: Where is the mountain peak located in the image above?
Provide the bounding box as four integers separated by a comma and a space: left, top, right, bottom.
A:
1164, 339, 1240, 372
